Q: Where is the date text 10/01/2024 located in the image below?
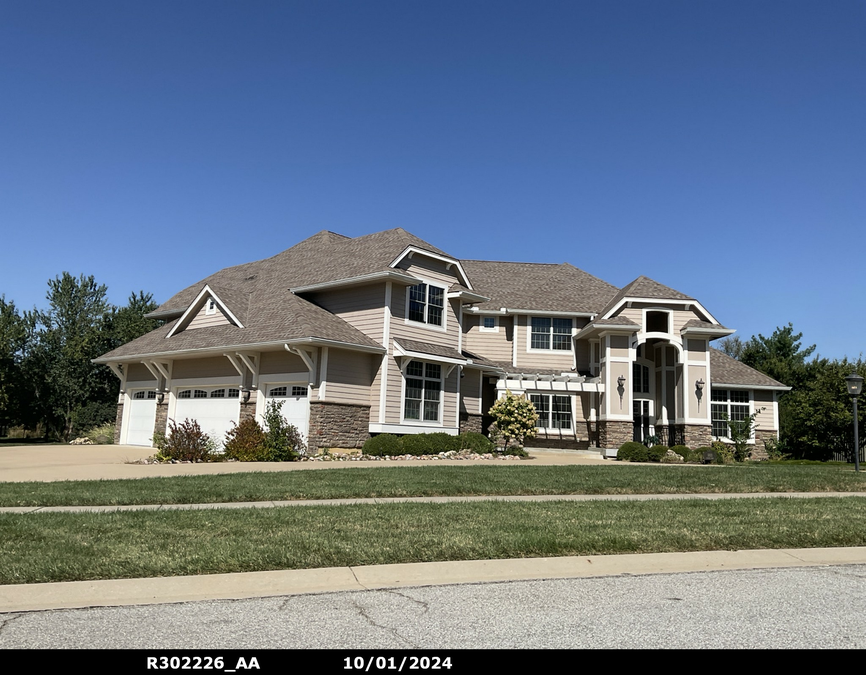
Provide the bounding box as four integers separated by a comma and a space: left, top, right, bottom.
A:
345, 656, 453, 671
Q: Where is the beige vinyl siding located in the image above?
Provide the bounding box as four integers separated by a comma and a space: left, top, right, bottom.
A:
574, 339, 590, 373
609, 334, 629, 358
754, 390, 776, 430
391, 291, 461, 349
515, 316, 574, 371
186, 302, 232, 331
305, 284, 386, 344
462, 314, 513, 364
395, 257, 460, 288
126, 363, 157, 383
172, 356, 237, 380
460, 367, 482, 415
382, 355, 459, 428
324, 348, 376, 406
259, 350, 308, 376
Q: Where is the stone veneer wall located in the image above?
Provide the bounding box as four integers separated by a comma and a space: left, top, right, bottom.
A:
597, 420, 632, 450
153, 402, 168, 446
529, 436, 589, 451
751, 430, 777, 460
114, 402, 124, 444
307, 401, 371, 454
680, 424, 712, 449
239, 390, 257, 424
459, 412, 483, 434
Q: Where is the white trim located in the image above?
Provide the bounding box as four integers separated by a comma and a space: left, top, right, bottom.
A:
480, 316, 499, 332
369, 423, 459, 436
319, 347, 329, 401
379, 283, 392, 425
393, 340, 467, 366
290, 270, 418, 294
712, 382, 791, 391
399, 358, 444, 426
602, 297, 719, 325
166, 284, 245, 338
389, 246, 473, 289
526, 316, 575, 354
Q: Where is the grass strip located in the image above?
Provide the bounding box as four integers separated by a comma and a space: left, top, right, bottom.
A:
1, 464, 865, 507
2, 497, 865, 585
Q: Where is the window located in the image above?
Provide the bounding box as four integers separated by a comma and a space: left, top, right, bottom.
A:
206, 298, 217, 315
711, 389, 750, 438
227, 388, 240, 398
269, 386, 307, 398
403, 360, 442, 422
530, 317, 572, 350
133, 391, 156, 400
408, 283, 444, 327
178, 390, 191, 399
481, 316, 498, 332
210, 389, 226, 398
529, 393, 572, 430
633, 363, 650, 394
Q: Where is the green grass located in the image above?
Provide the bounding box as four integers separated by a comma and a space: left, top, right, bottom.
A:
2, 497, 865, 585
1, 464, 864, 507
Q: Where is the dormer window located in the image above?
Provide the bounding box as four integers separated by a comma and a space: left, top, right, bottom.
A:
408, 283, 444, 327
205, 298, 217, 316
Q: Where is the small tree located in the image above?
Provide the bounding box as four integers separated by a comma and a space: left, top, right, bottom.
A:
724, 407, 764, 462
262, 400, 307, 461
488, 391, 538, 449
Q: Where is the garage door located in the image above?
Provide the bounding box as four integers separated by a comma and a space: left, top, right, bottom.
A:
126, 390, 157, 446
173, 387, 240, 447
263, 384, 310, 440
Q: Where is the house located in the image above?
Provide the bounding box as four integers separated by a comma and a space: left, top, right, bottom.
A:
95, 228, 788, 457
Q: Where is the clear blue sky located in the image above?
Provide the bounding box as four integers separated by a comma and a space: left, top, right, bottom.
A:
2, 1, 863, 359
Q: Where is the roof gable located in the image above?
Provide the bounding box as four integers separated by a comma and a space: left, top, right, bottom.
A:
165, 285, 245, 338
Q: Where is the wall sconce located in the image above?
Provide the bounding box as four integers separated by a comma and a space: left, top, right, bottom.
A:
156, 392, 165, 404
242, 388, 251, 403
695, 379, 704, 411
616, 375, 626, 408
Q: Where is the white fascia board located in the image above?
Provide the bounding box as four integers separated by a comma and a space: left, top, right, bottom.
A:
503, 309, 595, 318
601, 297, 719, 324
389, 246, 473, 289
290, 270, 418, 294
574, 323, 638, 341
93, 338, 385, 364
464, 307, 508, 315
392, 340, 467, 366
165, 284, 245, 338
446, 290, 491, 304
681, 327, 735, 337
711, 382, 792, 392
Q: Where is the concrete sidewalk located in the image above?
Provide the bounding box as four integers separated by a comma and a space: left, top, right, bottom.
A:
3, 547, 865, 613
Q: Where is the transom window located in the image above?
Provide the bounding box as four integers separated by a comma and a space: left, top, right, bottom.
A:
403, 360, 442, 422
408, 283, 444, 327
530, 317, 573, 350
133, 391, 156, 400
530, 393, 573, 430
269, 386, 308, 398
711, 389, 750, 438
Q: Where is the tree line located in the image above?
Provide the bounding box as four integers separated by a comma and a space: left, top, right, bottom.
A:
720, 324, 866, 461
0, 273, 160, 441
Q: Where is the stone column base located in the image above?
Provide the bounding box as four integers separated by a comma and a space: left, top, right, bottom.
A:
114, 402, 124, 444
598, 420, 632, 450
679, 424, 712, 449
307, 401, 371, 455
153, 402, 168, 447
459, 412, 483, 434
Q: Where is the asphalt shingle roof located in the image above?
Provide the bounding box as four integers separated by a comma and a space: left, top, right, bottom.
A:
710, 349, 788, 388
599, 275, 694, 317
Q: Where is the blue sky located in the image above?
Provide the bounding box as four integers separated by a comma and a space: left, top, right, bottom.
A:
1, 1, 864, 359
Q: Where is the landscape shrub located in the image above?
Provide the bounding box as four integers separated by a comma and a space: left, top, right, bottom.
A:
223, 418, 267, 461
488, 392, 538, 447
459, 431, 495, 454
670, 445, 692, 462
712, 440, 735, 464
695, 446, 716, 464
262, 400, 306, 461
363, 434, 402, 456
617, 441, 645, 462
400, 432, 461, 456
160, 419, 213, 462
648, 444, 669, 462
84, 422, 115, 445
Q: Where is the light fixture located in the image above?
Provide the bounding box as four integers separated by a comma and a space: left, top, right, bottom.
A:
616, 374, 626, 409
242, 388, 251, 403
156, 391, 165, 404
846, 374, 863, 472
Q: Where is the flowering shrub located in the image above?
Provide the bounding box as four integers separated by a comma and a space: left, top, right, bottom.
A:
488, 391, 538, 448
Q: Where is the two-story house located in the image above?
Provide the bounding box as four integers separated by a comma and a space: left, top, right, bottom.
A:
95, 228, 787, 456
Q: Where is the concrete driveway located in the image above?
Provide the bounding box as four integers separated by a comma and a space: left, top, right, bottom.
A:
0, 444, 609, 482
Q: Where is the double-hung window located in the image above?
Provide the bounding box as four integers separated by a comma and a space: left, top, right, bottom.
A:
408, 283, 444, 327
403, 361, 442, 423
529, 393, 573, 430
530, 317, 572, 350
711, 389, 750, 438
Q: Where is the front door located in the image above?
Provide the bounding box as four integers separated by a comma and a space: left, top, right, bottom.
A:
633, 400, 651, 442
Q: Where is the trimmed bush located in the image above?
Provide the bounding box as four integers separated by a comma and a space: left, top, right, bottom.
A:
648, 444, 669, 462
161, 419, 213, 462
459, 431, 495, 454
224, 418, 267, 461
363, 434, 402, 456
400, 432, 461, 456
617, 441, 645, 462
670, 445, 692, 462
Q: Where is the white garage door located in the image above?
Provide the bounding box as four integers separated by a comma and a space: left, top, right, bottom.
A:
173, 387, 240, 447
263, 384, 310, 440
126, 390, 157, 446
